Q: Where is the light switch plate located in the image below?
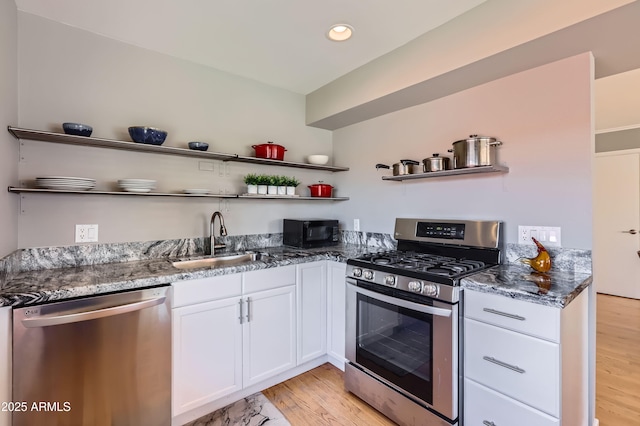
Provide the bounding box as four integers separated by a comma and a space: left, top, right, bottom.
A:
518, 225, 561, 247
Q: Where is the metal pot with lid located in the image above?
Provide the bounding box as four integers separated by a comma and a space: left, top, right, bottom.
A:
376, 159, 421, 176
448, 134, 502, 168
422, 153, 451, 172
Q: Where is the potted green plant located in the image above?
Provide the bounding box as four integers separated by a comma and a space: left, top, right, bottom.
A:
286, 177, 300, 196
256, 174, 270, 195
267, 175, 278, 195
243, 173, 259, 194
275, 175, 288, 195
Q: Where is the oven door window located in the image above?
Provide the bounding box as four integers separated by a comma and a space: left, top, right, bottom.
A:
355, 292, 433, 405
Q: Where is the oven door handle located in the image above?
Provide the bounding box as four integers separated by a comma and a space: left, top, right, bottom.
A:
347, 282, 452, 317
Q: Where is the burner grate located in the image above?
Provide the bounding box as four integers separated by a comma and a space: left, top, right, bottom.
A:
355, 250, 488, 279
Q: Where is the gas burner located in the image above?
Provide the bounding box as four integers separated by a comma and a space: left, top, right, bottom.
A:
371, 256, 394, 265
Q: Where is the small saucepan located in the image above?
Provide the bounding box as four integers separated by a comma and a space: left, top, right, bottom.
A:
422, 153, 451, 172
376, 159, 421, 176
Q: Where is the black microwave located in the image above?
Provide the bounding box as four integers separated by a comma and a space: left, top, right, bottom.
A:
283, 219, 340, 248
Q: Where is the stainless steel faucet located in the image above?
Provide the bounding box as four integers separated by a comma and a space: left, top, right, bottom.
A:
210, 211, 228, 255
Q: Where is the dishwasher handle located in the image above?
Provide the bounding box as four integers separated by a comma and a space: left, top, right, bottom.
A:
21, 296, 166, 328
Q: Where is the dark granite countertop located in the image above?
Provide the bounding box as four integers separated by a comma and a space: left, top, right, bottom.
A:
460, 263, 592, 308
1, 241, 592, 309
0, 244, 379, 308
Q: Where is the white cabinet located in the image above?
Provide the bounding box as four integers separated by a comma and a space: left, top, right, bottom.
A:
463, 289, 589, 425
243, 285, 296, 387
296, 261, 327, 364
326, 261, 347, 369
172, 274, 243, 416
172, 266, 297, 417
0, 307, 11, 426
172, 296, 243, 415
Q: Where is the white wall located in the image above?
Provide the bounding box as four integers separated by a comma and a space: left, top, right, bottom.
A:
16, 13, 335, 248
306, 0, 630, 128
595, 68, 640, 132
331, 53, 594, 250
0, 0, 18, 257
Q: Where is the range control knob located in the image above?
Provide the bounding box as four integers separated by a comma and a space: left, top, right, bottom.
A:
423, 283, 439, 297
384, 275, 396, 287
363, 270, 374, 280
352, 268, 363, 278
408, 281, 423, 293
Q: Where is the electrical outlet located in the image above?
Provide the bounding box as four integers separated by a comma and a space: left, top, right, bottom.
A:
354, 219, 360, 232
518, 225, 561, 247
75, 224, 98, 243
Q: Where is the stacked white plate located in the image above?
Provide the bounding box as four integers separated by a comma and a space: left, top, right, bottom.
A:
118, 179, 156, 193
35, 176, 96, 191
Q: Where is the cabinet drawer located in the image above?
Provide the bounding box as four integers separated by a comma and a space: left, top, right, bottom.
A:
464, 289, 560, 342
172, 274, 242, 308
465, 378, 559, 426
464, 318, 559, 416
243, 265, 296, 293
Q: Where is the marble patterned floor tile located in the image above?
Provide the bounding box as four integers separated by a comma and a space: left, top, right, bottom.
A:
183, 392, 290, 426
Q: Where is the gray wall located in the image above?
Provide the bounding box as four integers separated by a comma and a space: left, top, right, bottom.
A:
16, 13, 335, 248
0, 0, 18, 257
330, 53, 594, 250
12, 13, 595, 251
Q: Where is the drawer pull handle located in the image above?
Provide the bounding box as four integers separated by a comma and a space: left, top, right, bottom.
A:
483, 356, 526, 374
483, 421, 497, 426
239, 299, 244, 324
483, 308, 525, 321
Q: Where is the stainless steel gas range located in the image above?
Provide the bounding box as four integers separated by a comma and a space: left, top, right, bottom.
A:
345, 218, 503, 426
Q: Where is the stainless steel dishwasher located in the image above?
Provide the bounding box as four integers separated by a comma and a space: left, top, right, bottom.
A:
12, 286, 171, 426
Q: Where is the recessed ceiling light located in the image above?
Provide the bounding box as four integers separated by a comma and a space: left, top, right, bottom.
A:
327, 24, 354, 42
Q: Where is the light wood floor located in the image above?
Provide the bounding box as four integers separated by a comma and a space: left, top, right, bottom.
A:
596, 293, 640, 425
263, 363, 395, 426
265, 293, 640, 426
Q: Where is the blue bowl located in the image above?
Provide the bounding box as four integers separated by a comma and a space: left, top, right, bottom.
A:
128, 126, 168, 145
63, 122, 93, 137
188, 142, 209, 151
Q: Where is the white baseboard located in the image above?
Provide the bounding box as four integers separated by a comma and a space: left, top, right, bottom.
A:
593, 418, 599, 426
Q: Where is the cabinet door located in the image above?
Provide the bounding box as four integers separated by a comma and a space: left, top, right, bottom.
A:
0, 307, 10, 426
172, 297, 243, 416
297, 261, 327, 364
243, 285, 296, 387
327, 261, 347, 369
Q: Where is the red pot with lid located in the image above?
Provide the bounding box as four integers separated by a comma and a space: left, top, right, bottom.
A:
252, 141, 287, 160
308, 182, 333, 198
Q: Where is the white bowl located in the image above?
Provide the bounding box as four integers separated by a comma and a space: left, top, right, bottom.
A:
307, 155, 329, 165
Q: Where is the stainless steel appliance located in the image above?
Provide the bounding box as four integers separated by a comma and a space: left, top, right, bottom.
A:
346, 218, 502, 426
12, 286, 171, 426
283, 218, 339, 248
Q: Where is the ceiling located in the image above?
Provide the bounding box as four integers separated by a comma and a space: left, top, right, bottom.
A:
14, 0, 486, 95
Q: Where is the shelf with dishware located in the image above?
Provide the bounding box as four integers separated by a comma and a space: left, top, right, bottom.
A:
7, 126, 350, 172
381, 165, 509, 181
7, 187, 349, 201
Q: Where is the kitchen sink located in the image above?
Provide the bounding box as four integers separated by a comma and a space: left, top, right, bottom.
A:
172, 252, 265, 270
